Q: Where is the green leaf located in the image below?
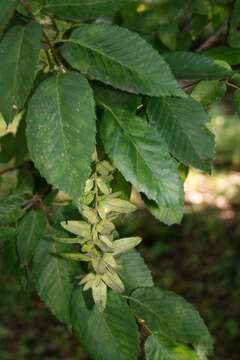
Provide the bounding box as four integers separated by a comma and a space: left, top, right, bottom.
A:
0, 194, 24, 225
234, 89, 240, 115
204, 46, 240, 66
142, 194, 184, 226
130, 287, 213, 356
191, 80, 227, 107
0, 227, 17, 245
145, 334, 200, 360
60, 23, 185, 97
0, 23, 42, 124
228, 0, 240, 48
33, 236, 80, 324
70, 288, 140, 360
0, 0, 16, 37
26, 72, 96, 201
17, 209, 47, 266
158, 22, 179, 51
43, 0, 128, 20
17, 0, 44, 17
110, 171, 132, 200
163, 52, 232, 80
0, 133, 15, 163
147, 97, 215, 173
101, 106, 183, 206
118, 249, 153, 294
0, 117, 28, 165
191, 0, 210, 15
93, 83, 140, 113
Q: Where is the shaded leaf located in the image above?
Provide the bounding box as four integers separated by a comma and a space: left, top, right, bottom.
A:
163, 52, 232, 80
33, 236, 80, 324
93, 83, 140, 113
61, 23, 185, 97
0, 23, 42, 124
17, 209, 47, 266
26, 72, 96, 201
130, 287, 213, 356
101, 106, 183, 206
142, 194, 184, 226
71, 288, 140, 360
145, 334, 200, 360
228, 0, 240, 48
147, 97, 215, 172
43, 0, 128, 20
191, 80, 227, 107
118, 249, 153, 294
0, 194, 24, 225
0, 227, 17, 245
205, 46, 240, 65
0, 0, 16, 37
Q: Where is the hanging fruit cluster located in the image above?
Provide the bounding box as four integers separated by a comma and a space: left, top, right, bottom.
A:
55, 156, 142, 311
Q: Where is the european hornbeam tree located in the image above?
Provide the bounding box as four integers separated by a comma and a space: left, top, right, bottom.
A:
0, 0, 240, 359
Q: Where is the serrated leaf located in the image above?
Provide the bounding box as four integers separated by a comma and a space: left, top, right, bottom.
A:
118, 249, 153, 294
33, 236, 80, 324
60, 23, 185, 97
147, 97, 214, 173
130, 287, 213, 356
101, 106, 183, 206
0, 0, 16, 37
142, 194, 184, 226
191, 80, 226, 107
0, 23, 42, 124
17, 210, 47, 266
26, 72, 96, 201
0, 194, 24, 225
145, 334, 200, 360
43, 0, 128, 20
71, 288, 140, 360
163, 52, 232, 80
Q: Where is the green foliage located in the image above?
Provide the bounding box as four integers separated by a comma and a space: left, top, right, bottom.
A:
130, 287, 213, 357
33, 236, 80, 324
43, 0, 128, 21
163, 52, 232, 80
101, 107, 184, 206
0, 0, 16, 37
26, 72, 96, 201
146, 97, 214, 172
0, 0, 239, 357
17, 209, 47, 266
61, 23, 184, 97
71, 289, 140, 360
0, 24, 41, 124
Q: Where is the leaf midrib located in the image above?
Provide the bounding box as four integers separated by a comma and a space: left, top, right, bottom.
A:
65, 36, 149, 88
105, 105, 179, 203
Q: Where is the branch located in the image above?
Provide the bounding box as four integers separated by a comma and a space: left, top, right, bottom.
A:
20, 0, 66, 73
196, 21, 227, 53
